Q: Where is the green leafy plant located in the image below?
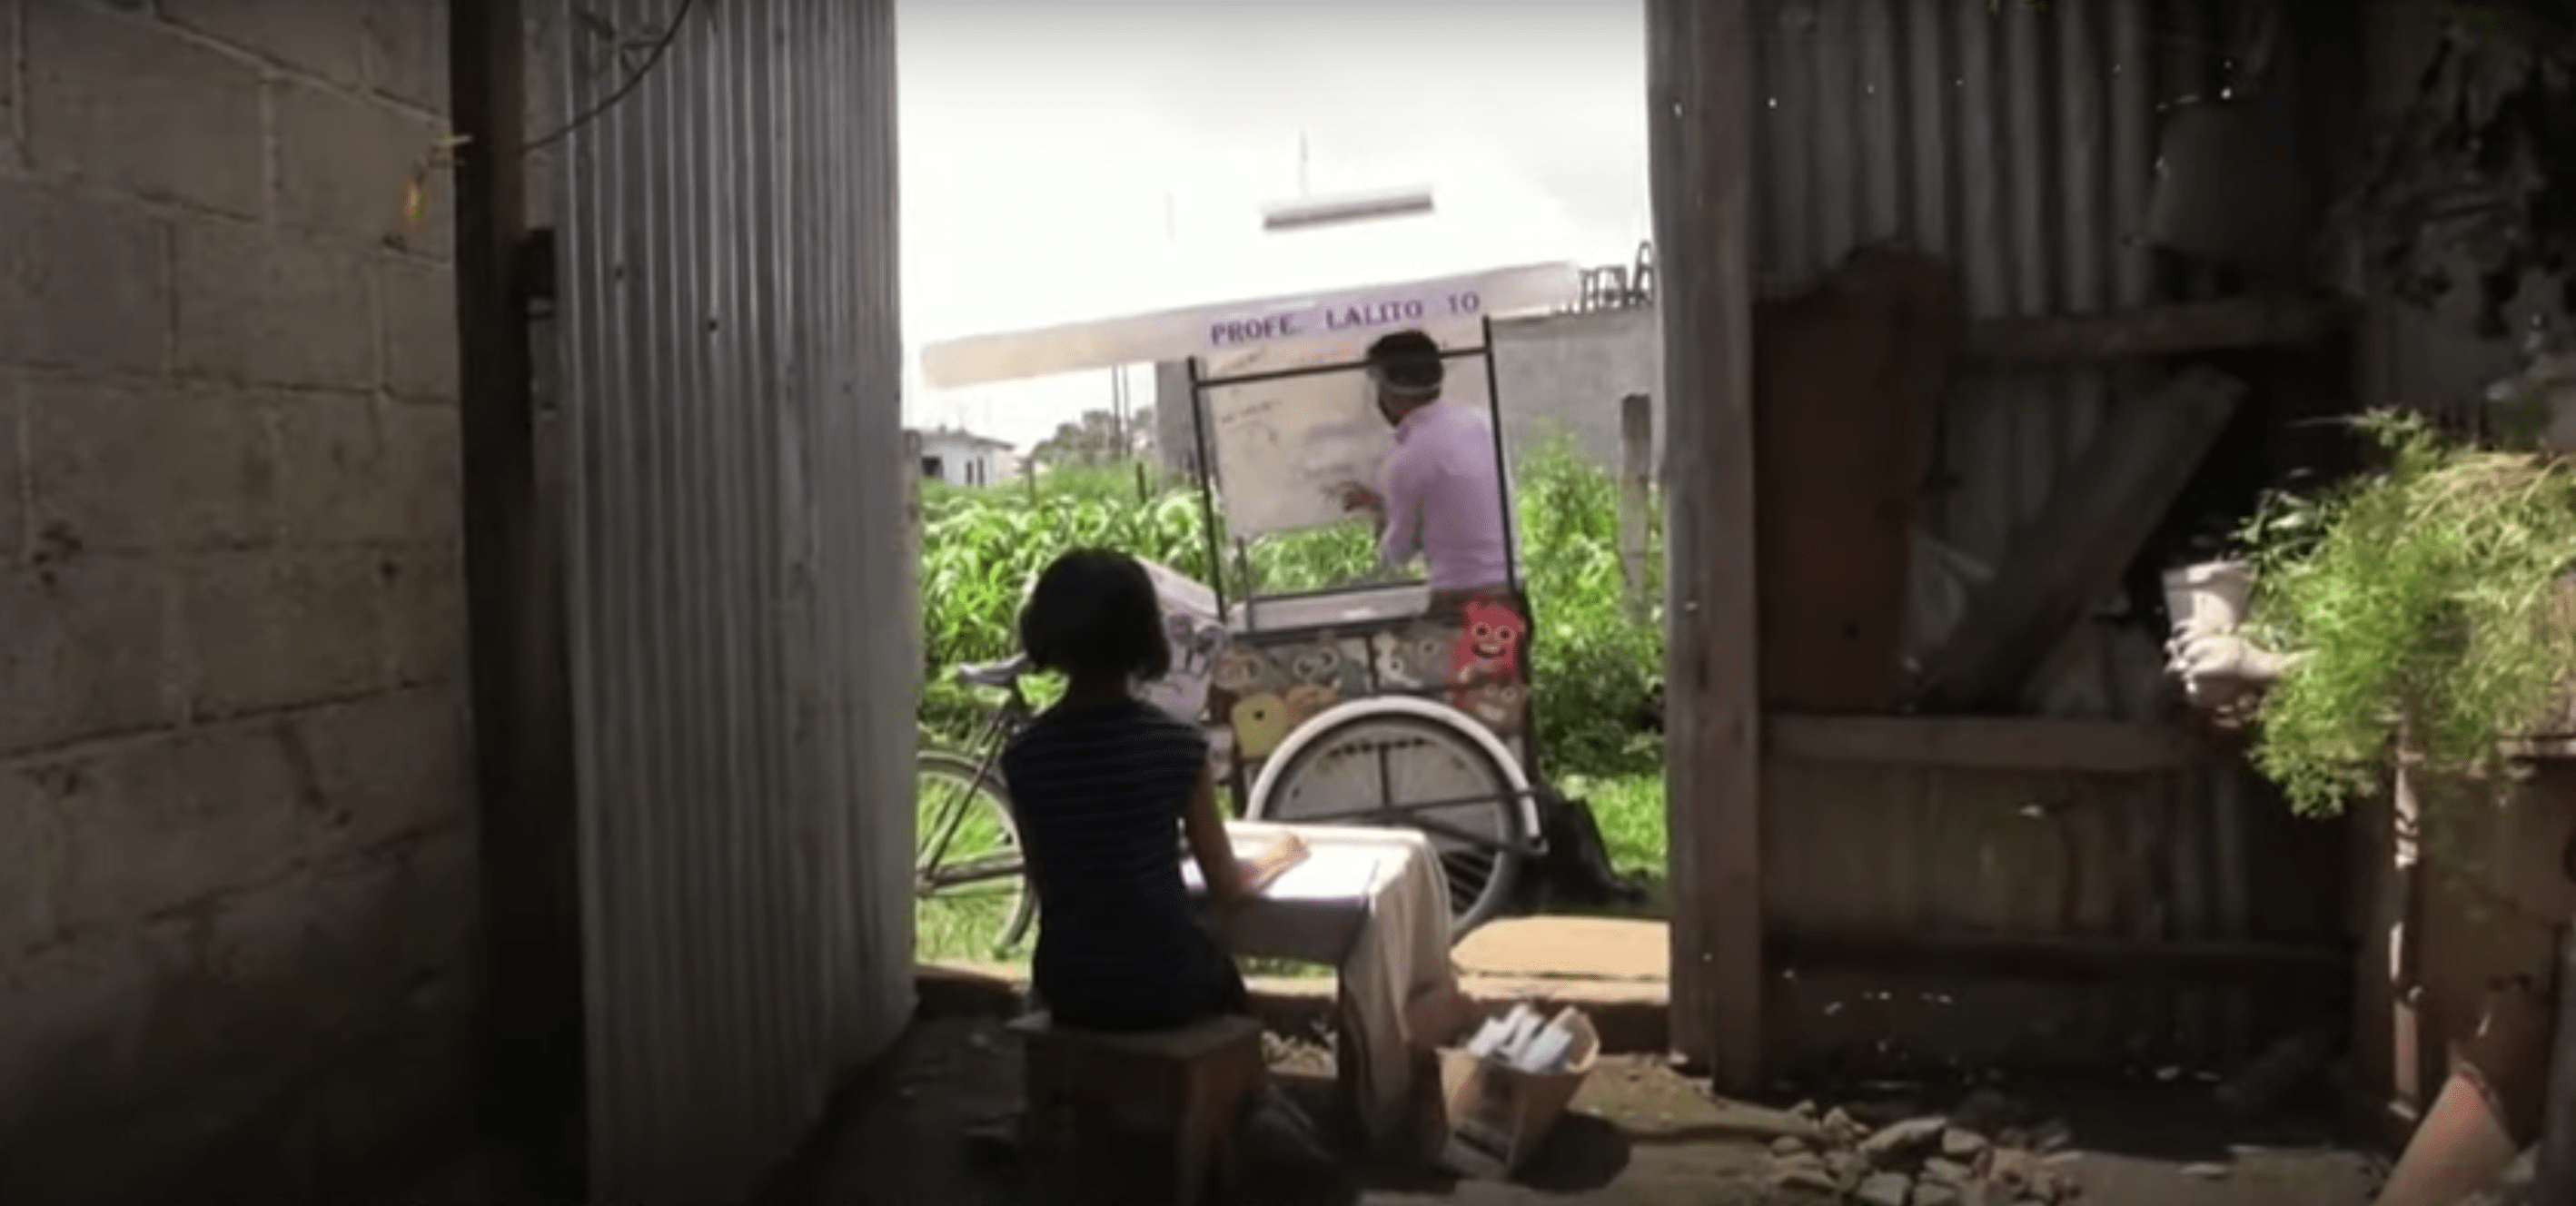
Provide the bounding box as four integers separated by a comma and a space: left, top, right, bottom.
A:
2239, 411, 2576, 816
915, 433, 1667, 781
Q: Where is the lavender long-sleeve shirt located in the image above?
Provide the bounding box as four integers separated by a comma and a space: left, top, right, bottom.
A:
1379, 401, 1513, 592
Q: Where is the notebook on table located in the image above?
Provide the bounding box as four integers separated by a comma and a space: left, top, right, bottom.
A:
1180, 828, 1312, 895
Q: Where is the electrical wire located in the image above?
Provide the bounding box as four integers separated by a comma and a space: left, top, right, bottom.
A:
525, 0, 703, 153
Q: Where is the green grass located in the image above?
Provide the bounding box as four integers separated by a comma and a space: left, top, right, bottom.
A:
911, 435, 1670, 961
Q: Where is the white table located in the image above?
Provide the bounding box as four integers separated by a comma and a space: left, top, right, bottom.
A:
1184, 821, 1459, 1152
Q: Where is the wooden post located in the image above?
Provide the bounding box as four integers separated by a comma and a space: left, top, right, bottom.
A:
2531, 922, 2576, 1200
1648, 0, 1762, 1088
1618, 392, 1653, 620
451, 0, 586, 1193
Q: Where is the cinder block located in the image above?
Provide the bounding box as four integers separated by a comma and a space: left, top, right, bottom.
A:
38, 720, 310, 929
202, 823, 477, 1045
0, 0, 22, 169
362, 0, 448, 112
23, 376, 276, 553
0, 372, 23, 565
269, 393, 397, 544
380, 258, 459, 402
270, 395, 457, 546
303, 989, 479, 1199
0, 917, 202, 1134
0, 176, 171, 374
162, 0, 369, 85
378, 400, 461, 538
0, 560, 176, 756
378, 542, 465, 687
0, 765, 67, 960
291, 688, 470, 855
173, 217, 375, 390
272, 78, 451, 258
177, 549, 385, 715
23, 3, 264, 217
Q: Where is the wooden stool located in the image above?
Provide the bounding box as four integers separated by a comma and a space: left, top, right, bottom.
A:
1010, 1011, 1265, 1206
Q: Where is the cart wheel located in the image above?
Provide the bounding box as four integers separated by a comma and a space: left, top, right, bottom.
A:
1248, 700, 1532, 937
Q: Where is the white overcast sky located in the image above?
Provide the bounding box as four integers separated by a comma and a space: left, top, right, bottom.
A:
894, 0, 1651, 450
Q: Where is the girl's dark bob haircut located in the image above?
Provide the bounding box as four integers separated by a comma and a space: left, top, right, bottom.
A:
1019, 548, 1172, 684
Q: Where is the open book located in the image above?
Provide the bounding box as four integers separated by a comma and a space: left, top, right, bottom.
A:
1234, 829, 1312, 895
1182, 828, 1312, 896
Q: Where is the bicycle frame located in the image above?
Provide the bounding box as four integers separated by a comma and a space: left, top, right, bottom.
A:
915, 682, 1033, 893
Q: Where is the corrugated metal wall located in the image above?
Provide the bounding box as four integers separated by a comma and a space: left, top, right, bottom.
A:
1734, 0, 2349, 1073
555, 1, 916, 1201
1749, 0, 2240, 717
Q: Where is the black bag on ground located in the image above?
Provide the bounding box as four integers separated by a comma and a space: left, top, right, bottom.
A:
1522, 787, 1650, 910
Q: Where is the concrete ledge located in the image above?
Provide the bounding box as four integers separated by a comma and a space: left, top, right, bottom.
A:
916, 964, 1024, 1019
1246, 973, 1670, 1056
918, 964, 1671, 1057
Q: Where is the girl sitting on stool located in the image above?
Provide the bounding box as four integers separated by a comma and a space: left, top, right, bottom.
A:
1001, 548, 1333, 1170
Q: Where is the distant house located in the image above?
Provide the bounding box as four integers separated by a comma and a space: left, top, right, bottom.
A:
915, 427, 1015, 487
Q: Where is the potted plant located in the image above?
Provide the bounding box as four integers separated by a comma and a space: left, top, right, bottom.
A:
2231, 411, 2576, 818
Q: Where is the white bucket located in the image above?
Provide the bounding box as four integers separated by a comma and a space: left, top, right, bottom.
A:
2162, 559, 2254, 636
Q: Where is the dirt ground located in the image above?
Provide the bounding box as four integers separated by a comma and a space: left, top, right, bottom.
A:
764, 1016, 2391, 1206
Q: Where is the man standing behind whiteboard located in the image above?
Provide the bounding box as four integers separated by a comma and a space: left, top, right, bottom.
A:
1339, 330, 1516, 612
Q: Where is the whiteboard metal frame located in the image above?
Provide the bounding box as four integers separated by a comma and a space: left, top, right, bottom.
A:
1185, 320, 1522, 630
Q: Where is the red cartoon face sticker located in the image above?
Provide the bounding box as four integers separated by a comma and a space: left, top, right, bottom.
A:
1460, 600, 1526, 678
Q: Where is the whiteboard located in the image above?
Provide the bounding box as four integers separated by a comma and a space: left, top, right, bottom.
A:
1201, 332, 1495, 539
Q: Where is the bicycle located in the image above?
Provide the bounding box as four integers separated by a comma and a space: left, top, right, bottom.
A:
913, 654, 1041, 962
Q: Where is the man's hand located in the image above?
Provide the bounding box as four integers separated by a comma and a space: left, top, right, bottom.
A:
1340, 484, 1382, 515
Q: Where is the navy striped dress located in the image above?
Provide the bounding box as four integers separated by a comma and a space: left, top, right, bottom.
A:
1001, 697, 1242, 1030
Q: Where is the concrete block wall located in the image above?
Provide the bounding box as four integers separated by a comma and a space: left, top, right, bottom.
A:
1488, 306, 1662, 476
0, 2, 481, 1199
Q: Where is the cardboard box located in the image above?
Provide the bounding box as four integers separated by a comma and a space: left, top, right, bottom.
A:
1432, 1006, 1600, 1179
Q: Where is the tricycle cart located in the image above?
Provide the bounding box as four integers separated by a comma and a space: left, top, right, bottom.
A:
913, 263, 1600, 953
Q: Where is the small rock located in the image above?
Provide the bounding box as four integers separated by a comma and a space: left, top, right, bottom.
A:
1855, 1171, 1915, 1206
1986, 1150, 2039, 1195
1823, 1106, 1860, 1139
1859, 1115, 1950, 1164
1827, 1150, 1871, 1188
2180, 1162, 2230, 1180
2028, 1119, 2074, 1153
1771, 1134, 1811, 1156
1792, 1099, 1820, 1119
2026, 1168, 2077, 1203
1769, 1153, 1839, 1195
1939, 1126, 1989, 1160
1912, 1182, 1962, 1206
1922, 1156, 1975, 1184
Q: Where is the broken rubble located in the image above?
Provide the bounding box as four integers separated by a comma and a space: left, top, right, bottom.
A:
1940, 1126, 1989, 1160
1768, 1152, 1839, 1195
1859, 1114, 1950, 1164
1854, 1171, 1916, 1206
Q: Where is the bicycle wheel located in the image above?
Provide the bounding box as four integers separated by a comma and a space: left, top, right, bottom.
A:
1249, 700, 1531, 936
915, 751, 1035, 962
